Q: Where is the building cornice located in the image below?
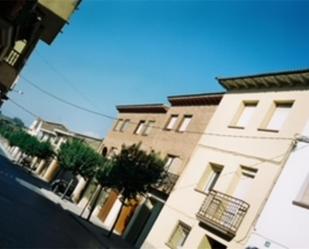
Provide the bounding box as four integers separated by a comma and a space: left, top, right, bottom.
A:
116, 104, 169, 113
168, 92, 224, 106
217, 69, 309, 91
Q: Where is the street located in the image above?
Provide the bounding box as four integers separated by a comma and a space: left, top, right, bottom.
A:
0, 154, 103, 248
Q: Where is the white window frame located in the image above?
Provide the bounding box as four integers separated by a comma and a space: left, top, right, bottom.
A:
113, 119, 124, 131
143, 120, 155, 135
134, 120, 146, 135
177, 115, 192, 132
265, 101, 293, 131
197, 163, 223, 193
165, 115, 178, 130
167, 221, 191, 249
230, 101, 258, 128
120, 119, 130, 132
164, 155, 176, 171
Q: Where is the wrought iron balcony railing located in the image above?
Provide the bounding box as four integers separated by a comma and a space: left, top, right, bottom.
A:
4, 49, 21, 67
196, 190, 249, 238
152, 171, 179, 195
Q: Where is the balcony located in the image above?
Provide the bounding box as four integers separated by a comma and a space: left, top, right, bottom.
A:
4, 49, 21, 67
152, 171, 179, 196
38, 0, 81, 44
196, 190, 249, 238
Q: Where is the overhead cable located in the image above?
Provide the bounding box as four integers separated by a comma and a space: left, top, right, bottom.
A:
21, 75, 293, 141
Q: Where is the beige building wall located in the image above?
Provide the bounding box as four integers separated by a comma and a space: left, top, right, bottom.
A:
102, 104, 218, 174
143, 71, 309, 249
80, 94, 222, 245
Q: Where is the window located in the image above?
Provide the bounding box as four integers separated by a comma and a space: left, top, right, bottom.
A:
167, 221, 191, 249
102, 147, 108, 157
164, 155, 177, 171
197, 163, 223, 193
134, 120, 146, 135
231, 101, 258, 128
54, 136, 60, 145
293, 174, 309, 209
113, 119, 123, 131
164, 155, 182, 175
265, 101, 294, 131
109, 147, 118, 157
177, 115, 192, 132
233, 166, 257, 200
165, 115, 178, 130
120, 119, 130, 132
143, 120, 155, 135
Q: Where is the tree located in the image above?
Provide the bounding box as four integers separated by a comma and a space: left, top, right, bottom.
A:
35, 141, 55, 160
12, 117, 25, 128
81, 157, 113, 221
0, 125, 54, 166
97, 143, 166, 237
57, 139, 102, 198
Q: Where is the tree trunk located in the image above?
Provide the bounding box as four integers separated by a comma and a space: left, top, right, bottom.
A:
61, 178, 74, 200
85, 185, 103, 221
107, 200, 125, 238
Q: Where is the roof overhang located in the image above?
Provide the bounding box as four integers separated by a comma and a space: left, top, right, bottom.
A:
116, 104, 168, 113
53, 128, 75, 137
168, 92, 224, 106
218, 69, 309, 91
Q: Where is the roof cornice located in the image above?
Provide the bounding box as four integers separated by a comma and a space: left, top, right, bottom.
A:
168, 92, 224, 106
217, 69, 309, 91
116, 104, 168, 113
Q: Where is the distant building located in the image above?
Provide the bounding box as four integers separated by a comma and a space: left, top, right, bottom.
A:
28, 118, 102, 184
143, 69, 309, 249
0, 0, 81, 104
78, 92, 223, 248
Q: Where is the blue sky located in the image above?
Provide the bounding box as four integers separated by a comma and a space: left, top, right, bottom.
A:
2, 0, 309, 138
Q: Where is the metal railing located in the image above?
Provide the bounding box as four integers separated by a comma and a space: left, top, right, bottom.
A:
4, 49, 21, 67
153, 171, 179, 195
196, 190, 249, 237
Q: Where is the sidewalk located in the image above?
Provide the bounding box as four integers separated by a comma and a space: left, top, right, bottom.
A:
0, 139, 134, 248
17, 178, 134, 249
0, 138, 13, 160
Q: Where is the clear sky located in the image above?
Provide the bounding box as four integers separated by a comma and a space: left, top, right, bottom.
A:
2, 0, 309, 138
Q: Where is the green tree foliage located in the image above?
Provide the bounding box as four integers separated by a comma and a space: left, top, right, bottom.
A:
97, 143, 166, 237
57, 139, 102, 179
36, 141, 54, 160
12, 117, 25, 128
0, 121, 54, 161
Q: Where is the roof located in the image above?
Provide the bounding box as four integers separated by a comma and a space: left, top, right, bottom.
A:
41, 120, 68, 133
116, 104, 169, 113
168, 92, 224, 106
217, 69, 309, 91
74, 132, 102, 142
74, 132, 102, 151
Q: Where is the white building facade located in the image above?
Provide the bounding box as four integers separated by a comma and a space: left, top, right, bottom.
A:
245, 121, 309, 249
143, 69, 309, 249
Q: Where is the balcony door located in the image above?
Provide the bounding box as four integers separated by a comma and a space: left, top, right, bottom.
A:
225, 167, 257, 230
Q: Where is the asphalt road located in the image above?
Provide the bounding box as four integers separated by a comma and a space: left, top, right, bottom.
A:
0, 154, 103, 248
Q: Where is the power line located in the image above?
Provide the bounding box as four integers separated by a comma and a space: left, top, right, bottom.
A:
34, 50, 100, 110
8, 98, 40, 119
21, 75, 294, 141
21, 75, 117, 121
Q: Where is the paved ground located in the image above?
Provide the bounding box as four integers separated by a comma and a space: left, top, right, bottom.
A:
0, 154, 105, 248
